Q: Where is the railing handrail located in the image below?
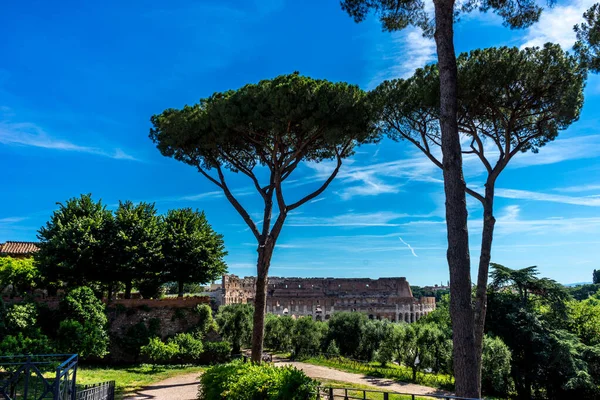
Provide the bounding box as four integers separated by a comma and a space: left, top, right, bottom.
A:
317, 386, 481, 400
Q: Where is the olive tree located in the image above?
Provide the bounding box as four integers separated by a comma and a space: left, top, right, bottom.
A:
150, 73, 374, 362
371, 44, 584, 390
341, 2, 551, 395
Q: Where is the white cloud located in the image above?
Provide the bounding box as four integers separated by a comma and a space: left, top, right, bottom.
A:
287, 211, 414, 227
520, 0, 596, 49
555, 184, 600, 193
367, 27, 436, 89
399, 236, 419, 257
496, 188, 600, 207
0, 121, 139, 161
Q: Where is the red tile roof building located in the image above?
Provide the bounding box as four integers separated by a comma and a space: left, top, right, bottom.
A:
0, 241, 39, 258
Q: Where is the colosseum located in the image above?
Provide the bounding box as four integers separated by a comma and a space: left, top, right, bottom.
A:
220, 275, 435, 322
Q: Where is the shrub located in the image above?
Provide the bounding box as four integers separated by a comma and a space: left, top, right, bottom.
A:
0, 330, 53, 355
60, 286, 107, 327
291, 317, 327, 359
57, 319, 109, 358
137, 279, 165, 299
5, 303, 38, 334
172, 333, 204, 362
201, 341, 232, 364
326, 340, 340, 357
120, 319, 161, 361
198, 360, 318, 400
216, 304, 253, 354
195, 304, 218, 337
482, 335, 513, 397
327, 312, 367, 357
140, 337, 180, 363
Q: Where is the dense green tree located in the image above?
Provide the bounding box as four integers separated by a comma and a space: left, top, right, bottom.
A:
376, 323, 405, 366
575, 3, 600, 73
342, 0, 566, 394
150, 73, 374, 362
372, 44, 584, 384
568, 283, 600, 300
194, 304, 218, 338
357, 319, 393, 361
327, 312, 368, 358
162, 208, 227, 297
264, 315, 295, 353
481, 335, 512, 397
36, 194, 112, 289
0, 257, 39, 296
216, 304, 254, 354
113, 201, 163, 298
594, 269, 600, 284
291, 316, 327, 359
568, 295, 600, 346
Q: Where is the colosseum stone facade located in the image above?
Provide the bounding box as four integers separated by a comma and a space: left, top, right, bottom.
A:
220, 274, 435, 322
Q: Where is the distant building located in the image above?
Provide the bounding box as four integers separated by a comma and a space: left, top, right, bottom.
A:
0, 241, 39, 259
423, 284, 450, 292
220, 274, 435, 323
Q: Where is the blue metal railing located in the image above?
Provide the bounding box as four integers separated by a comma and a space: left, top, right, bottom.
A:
317, 386, 481, 400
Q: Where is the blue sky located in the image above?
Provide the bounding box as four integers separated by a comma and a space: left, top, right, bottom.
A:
1, 0, 599, 286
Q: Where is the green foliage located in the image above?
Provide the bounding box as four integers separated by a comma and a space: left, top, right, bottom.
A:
162, 208, 228, 297
357, 319, 393, 361
113, 201, 163, 298
141, 337, 180, 364
136, 278, 165, 299
264, 315, 295, 352
568, 283, 600, 301
574, 3, 600, 73
0, 330, 53, 355
594, 269, 600, 285
327, 312, 368, 357
481, 335, 512, 397
61, 286, 107, 327
568, 296, 600, 346
36, 193, 113, 288
325, 340, 340, 357
0, 257, 40, 296
194, 304, 218, 337
216, 304, 253, 354
341, 0, 546, 33
57, 319, 109, 358
172, 333, 204, 362
120, 318, 161, 361
5, 303, 37, 334
201, 341, 232, 364
291, 316, 327, 359
198, 360, 318, 400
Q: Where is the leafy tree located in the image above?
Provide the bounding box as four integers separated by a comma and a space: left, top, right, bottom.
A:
264, 314, 295, 352
376, 323, 405, 366
326, 340, 341, 357
5, 303, 37, 334
574, 3, 600, 73
162, 208, 227, 297
568, 283, 600, 300
481, 335, 512, 397
0, 257, 40, 296
216, 304, 254, 354
342, 0, 563, 394
327, 312, 368, 357
194, 304, 218, 337
150, 73, 374, 361
371, 44, 584, 389
36, 194, 112, 289
291, 316, 327, 359
594, 269, 600, 284
568, 295, 600, 346
113, 201, 163, 298
357, 319, 393, 361
0, 331, 53, 355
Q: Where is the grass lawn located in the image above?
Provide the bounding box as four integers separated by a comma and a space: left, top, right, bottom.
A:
318, 379, 440, 400
75, 364, 204, 399
303, 356, 454, 391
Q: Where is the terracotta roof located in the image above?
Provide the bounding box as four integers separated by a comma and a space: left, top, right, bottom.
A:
0, 241, 39, 256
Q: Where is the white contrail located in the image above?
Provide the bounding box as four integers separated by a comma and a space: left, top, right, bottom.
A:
399, 236, 418, 257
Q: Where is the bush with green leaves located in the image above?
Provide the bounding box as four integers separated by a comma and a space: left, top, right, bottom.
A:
0, 257, 40, 296
481, 335, 513, 397
291, 317, 327, 359
0, 330, 53, 355
216, 304, 253, 354
60, 286, 107, 327
325, 340, 340, 357
195, 304, 218, 337
120, 318, 161, 362
198, 360, 318, 400
172, 333, 204, 362
264, 315, 295, 352
57, 319, 109, 358
326, 312, 367, 357
201, 341, 232, 364
5, 303, 38, 334
141, 337, 180, 363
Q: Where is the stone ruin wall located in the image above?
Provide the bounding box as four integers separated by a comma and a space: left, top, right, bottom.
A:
221, 275, 435, 323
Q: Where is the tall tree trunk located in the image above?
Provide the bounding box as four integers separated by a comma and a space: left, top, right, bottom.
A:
178, 280, 184, 298
124, 280, 132, 299
433, 0, 480, 397
473, 185, 496, 393
251, 242, 274, 363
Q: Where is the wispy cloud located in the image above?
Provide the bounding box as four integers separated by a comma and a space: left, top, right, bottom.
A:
0, 121, 139, 161
496, 188, 600, 207
367, 27, 436, 89
399, 236, 418, 257
555, 184, 600, 193
309, 197, 326, 204
0, 217, 27, 225
520, 0, 596, 49
287, 211, 415, 227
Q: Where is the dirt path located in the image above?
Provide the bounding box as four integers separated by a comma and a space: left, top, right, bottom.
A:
124, 372, 200, 400
124, 360, 447, 399
276, 360, 449, 396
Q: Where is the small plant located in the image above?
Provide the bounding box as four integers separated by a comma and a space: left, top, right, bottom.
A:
201, 341, 232, 364
326, 340, 341, 357
141, 337, 180, 364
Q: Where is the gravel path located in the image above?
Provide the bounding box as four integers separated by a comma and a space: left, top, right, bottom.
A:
124, 372, 200, 400
276, 360, 449, 396
124, 360, 447, 399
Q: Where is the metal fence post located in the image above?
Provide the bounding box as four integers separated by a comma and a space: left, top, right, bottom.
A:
328, 387, 334, 400
383, 392, 389, 400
